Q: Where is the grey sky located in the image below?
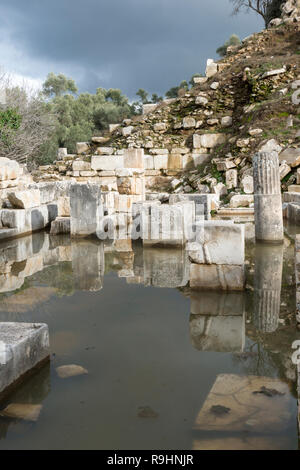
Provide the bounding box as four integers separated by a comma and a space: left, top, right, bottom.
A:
0, 0, 263, 98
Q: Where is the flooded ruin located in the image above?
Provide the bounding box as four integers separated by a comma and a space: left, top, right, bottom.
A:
0, 226, 298, 450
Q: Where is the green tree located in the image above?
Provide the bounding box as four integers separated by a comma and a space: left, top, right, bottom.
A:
165, 86, 180, 99
136, 88, 149, 104
151, 93, 163, 103
43, 72, 78, 98
216, 34, 241, 57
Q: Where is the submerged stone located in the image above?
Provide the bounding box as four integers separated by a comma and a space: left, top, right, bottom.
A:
56, 364, 88, 379
0, 403, 42, 422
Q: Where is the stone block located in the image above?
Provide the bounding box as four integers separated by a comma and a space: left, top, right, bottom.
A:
0, 322, 49, 396
123, 149, 144, 169
154, 155, 168, 170
96, 147, 114, 155
50, 217, 70, 235
187, 222, 245, 265
144, 155, 154, 170
230, 195, 254, 208
70, 184, 103, 237
8, 190, 41, 209
0, 158, 20, 181
72, 161, 91, 172
76, 142, 89, 154
226, 169, 238, 189
168, 154, 183, 170
194, 133, 227, 149
91, 155, 124, 171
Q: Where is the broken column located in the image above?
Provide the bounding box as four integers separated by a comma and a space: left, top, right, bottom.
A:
70, 183, 103, 238
253, 151, 284, 243
253, 243, 283, 333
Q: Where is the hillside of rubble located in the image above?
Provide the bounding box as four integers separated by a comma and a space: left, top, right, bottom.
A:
33, 15, 300, 208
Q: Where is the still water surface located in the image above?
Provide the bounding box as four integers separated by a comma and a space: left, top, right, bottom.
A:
0, 229, 298, 450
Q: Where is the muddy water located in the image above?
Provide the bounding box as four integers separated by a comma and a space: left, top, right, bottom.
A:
0, 229, 298, 450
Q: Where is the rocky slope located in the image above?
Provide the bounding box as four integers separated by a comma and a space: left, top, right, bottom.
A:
34, 3, 300, 210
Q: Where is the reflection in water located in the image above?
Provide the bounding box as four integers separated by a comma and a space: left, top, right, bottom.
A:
253, 243, 284, 333
0, 228, 298, 449
0, 362, 50, 440
189, 292, 245, 353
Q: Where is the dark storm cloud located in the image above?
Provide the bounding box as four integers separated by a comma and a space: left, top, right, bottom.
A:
0, 0, 262, 98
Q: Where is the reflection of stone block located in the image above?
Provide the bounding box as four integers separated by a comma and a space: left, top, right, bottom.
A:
190, 264, 244, 291
194, 374, 291, 433
71, 241, 104, 291
190, 291, 245, 316
190, 314, 245, 352
143, 248, 190, 288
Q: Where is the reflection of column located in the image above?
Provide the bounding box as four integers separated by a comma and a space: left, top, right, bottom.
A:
253, 151, 283, 243
72, 241, 104, 291
189, 292, 245, 352
253, 243, 283, 333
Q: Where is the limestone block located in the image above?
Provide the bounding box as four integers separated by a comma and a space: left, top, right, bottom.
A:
57, 196, 70, 217
97, 147, 114, 155
149, 148, 169, 155
0, 322, 49, 395
91, 155, 124, 171
123, 148, 144, 169
144, 155, 154, 170
72, 161, 91, 172
122, 126, 134, 136
193, 77, 208, 85
193, 133, 226, 149
168, 154, 183, 170
188, 222, 245, 265
183, 117, 196, 129
205, 59, 218, 78
192, 153, 210, 167
57, 148, 67, 160
241, 175, 254, 194
153, 122, 167, 132
50, 217, 70, 235
114, 194, 143, 213
287, 203, 300, 223
279, 148, 300, 167
154, 155, 168, 170
190, 264, 245, 291
226, 169, 238, 189
109, 123, 120, 132
195, 96, 208, 106
288, 185, 300, 193
230, 195, 254, 208
76, 142, 89, 154
143, 103, 158, 115
8, 190, 41, 209
0, 158, 20, 181
70, 184, 103, 237
221, 116, 232, 127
